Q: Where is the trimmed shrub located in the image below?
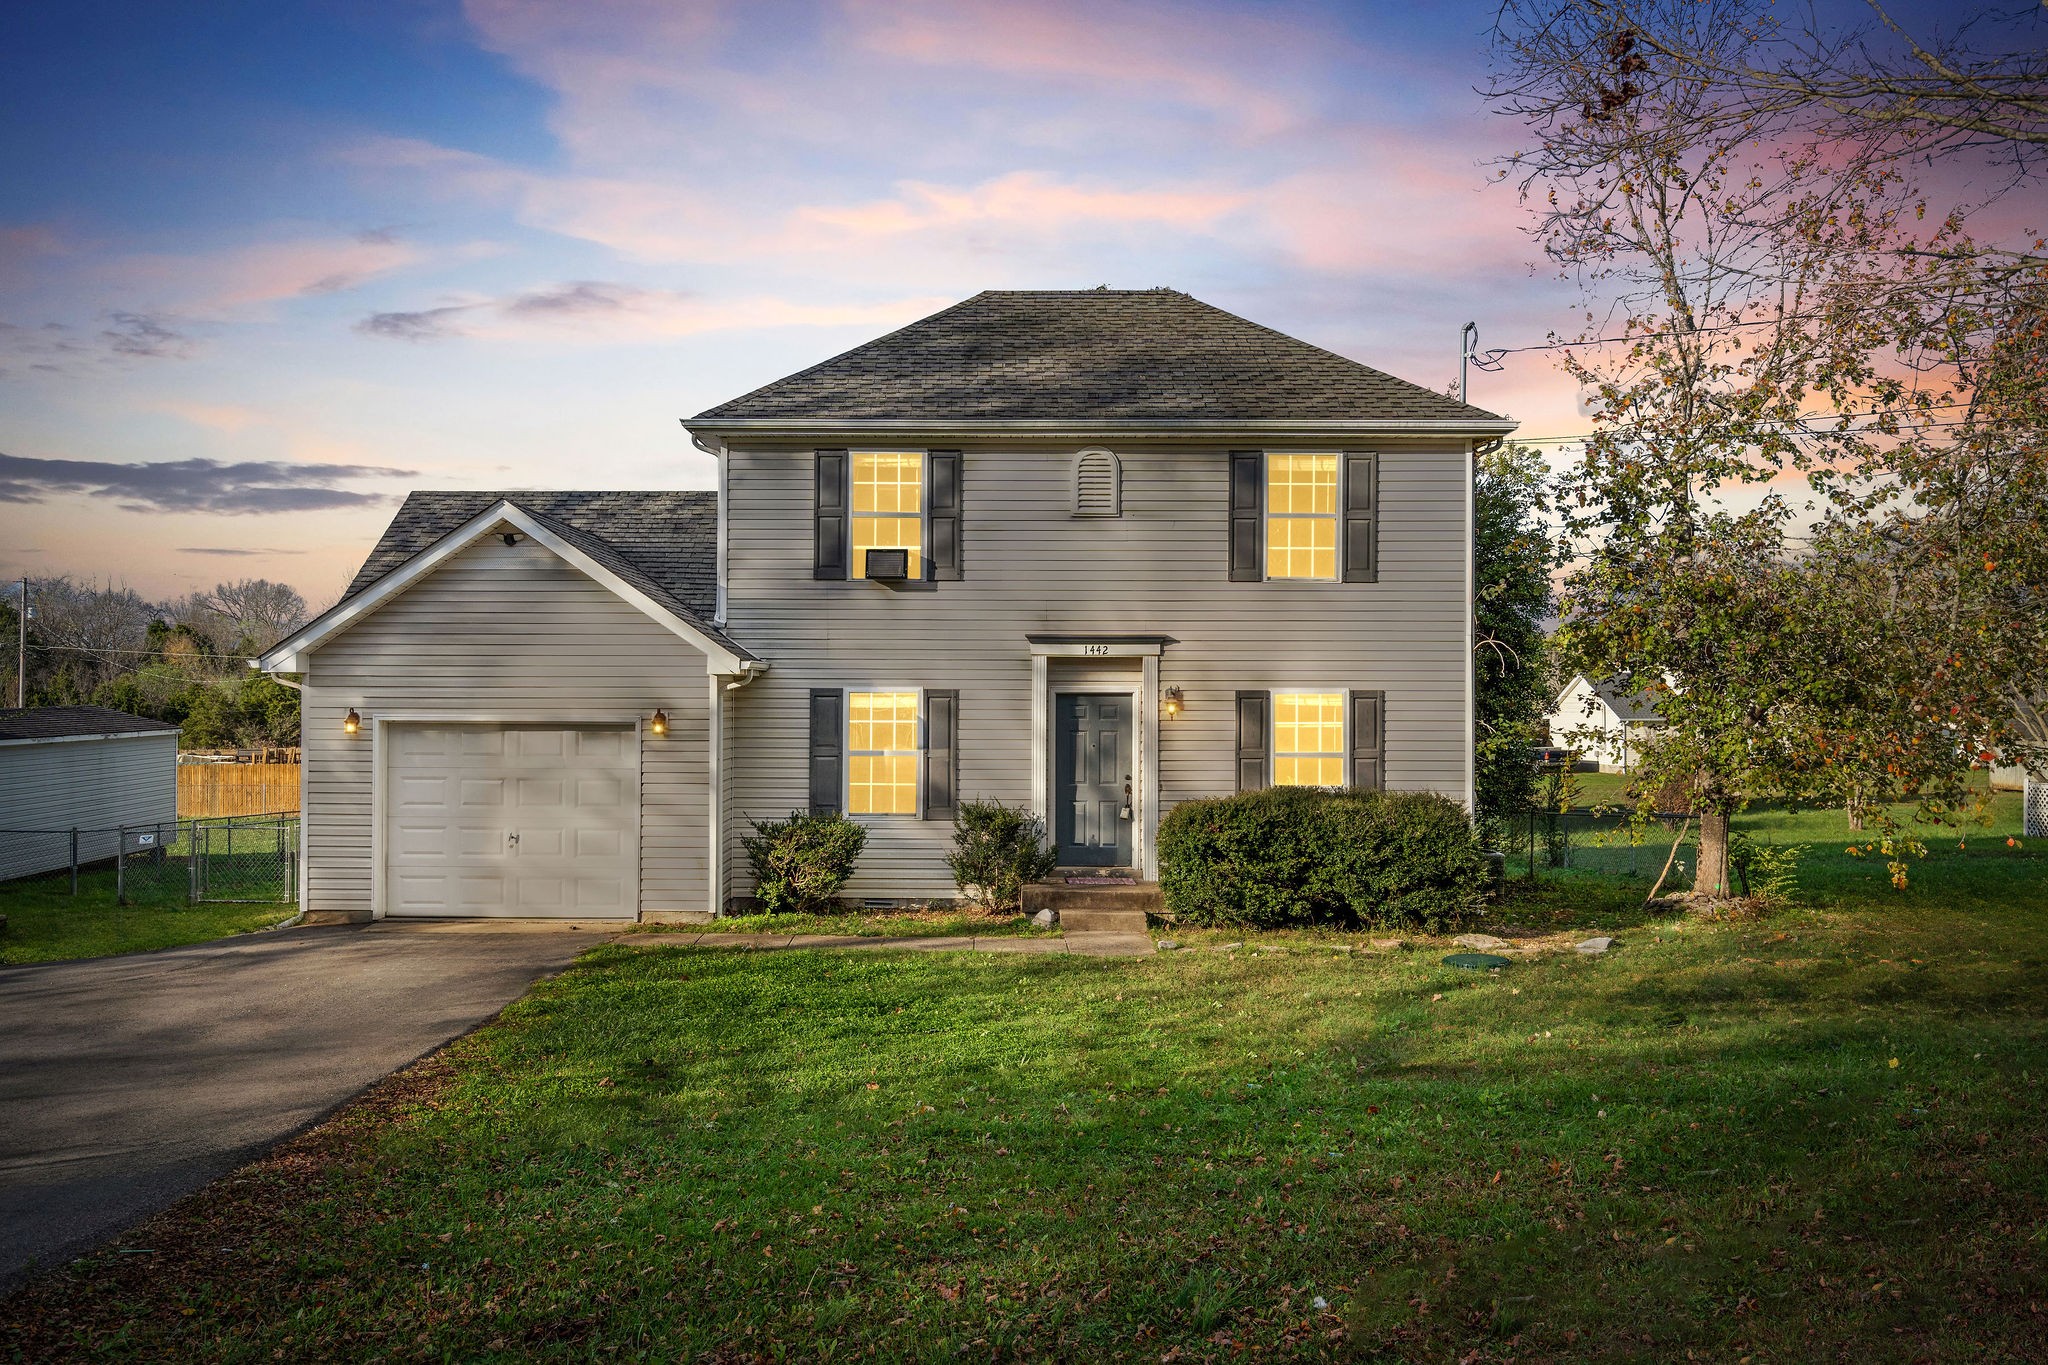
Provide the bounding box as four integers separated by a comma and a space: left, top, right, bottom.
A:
947, 799, 1059, 912
1158, 787, 1484, 933
741, 811, 866, 914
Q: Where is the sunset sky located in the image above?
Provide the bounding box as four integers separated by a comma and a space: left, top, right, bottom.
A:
0, 0, 1984, 605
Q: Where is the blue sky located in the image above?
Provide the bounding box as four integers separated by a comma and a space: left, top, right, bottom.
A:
3, 0, 1981, 602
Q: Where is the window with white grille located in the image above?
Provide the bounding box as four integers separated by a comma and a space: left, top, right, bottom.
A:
1073, 448, 1121, 517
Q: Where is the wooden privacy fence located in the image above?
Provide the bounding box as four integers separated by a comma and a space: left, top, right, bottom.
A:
178, 761, 301, 818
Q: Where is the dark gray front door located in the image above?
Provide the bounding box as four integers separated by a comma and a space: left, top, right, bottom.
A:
1055, 693, 1132, 867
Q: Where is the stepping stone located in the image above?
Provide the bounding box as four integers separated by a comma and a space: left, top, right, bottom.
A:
1156, 939, 1179, 951
1575, 936, 1615, 954
1454, 934, 1512, 951
1065, 932, 1155, 958
1443, 952, 1514, 971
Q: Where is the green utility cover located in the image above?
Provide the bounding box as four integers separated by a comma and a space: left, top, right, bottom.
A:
1443, 952, 1514, 971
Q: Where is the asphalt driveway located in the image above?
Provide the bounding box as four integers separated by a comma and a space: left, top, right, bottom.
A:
0, 920, 611, 1290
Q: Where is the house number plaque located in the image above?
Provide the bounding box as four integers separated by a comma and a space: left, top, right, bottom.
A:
1081, 643, 1111, 656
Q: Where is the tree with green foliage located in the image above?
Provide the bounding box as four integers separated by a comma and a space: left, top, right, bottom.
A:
1472, 444, 1555, 837
1489, 0, 2048, 895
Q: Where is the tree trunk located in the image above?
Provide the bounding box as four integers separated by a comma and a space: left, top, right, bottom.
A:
1696, 808, 1733, 899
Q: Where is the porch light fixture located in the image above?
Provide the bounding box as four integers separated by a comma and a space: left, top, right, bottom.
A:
1162, 686, 1184, 719
650, 709, 669, 737
343, 708, 360, 735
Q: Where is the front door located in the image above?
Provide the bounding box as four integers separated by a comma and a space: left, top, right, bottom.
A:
1055, 693, 1133, 867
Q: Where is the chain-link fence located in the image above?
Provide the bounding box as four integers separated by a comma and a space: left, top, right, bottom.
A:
1502, 807, 1697, 885
0, 814, 299, 906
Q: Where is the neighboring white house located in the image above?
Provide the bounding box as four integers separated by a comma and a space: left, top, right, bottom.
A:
0, 705, 181, 882
1545, 674, 1665, 772
258, 288, 1516, 921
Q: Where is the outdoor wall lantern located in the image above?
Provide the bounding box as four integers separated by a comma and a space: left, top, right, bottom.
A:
1162, 686, 1184, 719
650, 709, 669, 737
343, 708, 360, 735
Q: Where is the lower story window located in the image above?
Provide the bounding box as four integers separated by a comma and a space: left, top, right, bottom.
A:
847, 690, 920, 814
1273, 692, 1345, 786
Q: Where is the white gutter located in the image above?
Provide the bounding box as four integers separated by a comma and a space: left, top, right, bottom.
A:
685, 417, 1517, 436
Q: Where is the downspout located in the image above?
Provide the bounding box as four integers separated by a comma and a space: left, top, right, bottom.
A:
1465, 438, 1478, 816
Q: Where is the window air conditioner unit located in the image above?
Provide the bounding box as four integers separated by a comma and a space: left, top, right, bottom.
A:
863, 548, 910, 581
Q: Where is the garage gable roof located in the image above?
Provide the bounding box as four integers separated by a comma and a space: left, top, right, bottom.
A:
257, 498, 757, 674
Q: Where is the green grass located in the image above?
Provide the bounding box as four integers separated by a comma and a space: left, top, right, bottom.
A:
634, 907, 1053, 939
1507, 781, 2029, 908
9, 865, 2047, 1361
0, 838, 298, 966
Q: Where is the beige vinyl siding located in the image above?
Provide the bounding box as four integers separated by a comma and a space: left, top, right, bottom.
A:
720, 437, 1469, 902
0, 732, 179, 881
301, 536, 711, 920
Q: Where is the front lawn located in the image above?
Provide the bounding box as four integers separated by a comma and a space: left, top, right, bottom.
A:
0, 865, 295, 966
8, 885, 2046, 1360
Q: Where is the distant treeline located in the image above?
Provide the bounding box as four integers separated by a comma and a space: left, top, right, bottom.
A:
3, 577, 310, 749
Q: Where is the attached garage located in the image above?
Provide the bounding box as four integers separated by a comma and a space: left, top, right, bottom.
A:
259, 494, 762, 924
385, 724, 639, 919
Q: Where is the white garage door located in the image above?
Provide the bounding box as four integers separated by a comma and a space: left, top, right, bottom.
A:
385, 725, 638, 919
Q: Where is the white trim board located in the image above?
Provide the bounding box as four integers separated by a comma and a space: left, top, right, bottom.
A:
256, 500, 752, 675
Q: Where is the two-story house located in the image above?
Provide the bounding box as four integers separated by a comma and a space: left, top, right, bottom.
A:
259, 290, 1514, 921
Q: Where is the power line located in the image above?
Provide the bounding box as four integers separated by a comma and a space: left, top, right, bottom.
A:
1508, 414, 1987, 447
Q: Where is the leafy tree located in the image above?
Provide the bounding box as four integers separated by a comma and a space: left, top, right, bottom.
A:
1472, 444, 1555, 835
1489, 0, 2048, 894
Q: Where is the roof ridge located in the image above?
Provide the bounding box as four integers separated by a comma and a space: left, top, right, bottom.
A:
691, 289, 1511, 424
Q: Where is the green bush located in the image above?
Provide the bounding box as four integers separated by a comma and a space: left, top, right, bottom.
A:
947, 799, 1058, 912
741, 811, 867, 914
1728, 832, 1805, 906
1158, 787, 1484, 933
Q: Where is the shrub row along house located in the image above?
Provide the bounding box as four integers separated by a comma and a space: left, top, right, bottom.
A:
257, 290, 1513, 920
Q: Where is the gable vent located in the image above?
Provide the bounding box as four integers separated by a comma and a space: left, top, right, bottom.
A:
1073, 448, 1122, 517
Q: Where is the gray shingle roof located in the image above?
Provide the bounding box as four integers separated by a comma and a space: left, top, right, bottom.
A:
693, 289, 1506, 424
0, 705, 179, 742
339, 490, 750, 661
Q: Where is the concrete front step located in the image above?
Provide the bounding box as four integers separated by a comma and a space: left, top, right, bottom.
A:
1022, 882, 1164, 916
1058, 908, 1150, 935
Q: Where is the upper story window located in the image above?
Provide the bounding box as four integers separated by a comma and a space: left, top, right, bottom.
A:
1272, 692, 1345, 786
816, 449, 962, 583
1073, 448, 1122, 517
852, 452, 924, 580
847, 690, 920, 814
1265, 454, 1338, 580
1228, 450, 1376, 584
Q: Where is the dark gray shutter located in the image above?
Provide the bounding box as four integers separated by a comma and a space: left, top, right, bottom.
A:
1349, 689, 1385, 790
927, 450, 962, 581
1342, 451, 1378, 583
1228, 450, 1262, 581
1235, 690, 1269, 792
922, 690, 958, 820
814, 450, 848, 580
808, 689, 844, 814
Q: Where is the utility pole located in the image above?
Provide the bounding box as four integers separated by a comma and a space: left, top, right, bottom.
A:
15, 577, 26, 709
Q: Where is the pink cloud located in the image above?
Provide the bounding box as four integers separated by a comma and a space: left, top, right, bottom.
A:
843, 0, 1328, 140
110, 232, 428, 313
793, 171, 1247, 239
